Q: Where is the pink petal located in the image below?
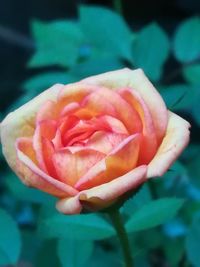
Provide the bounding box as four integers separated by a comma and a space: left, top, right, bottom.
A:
56, 165, 147, 214
16, 140, 78, 197
52, 148, 105, 186
86, 131, 128, 154
60, 102, 80, 117
119, 88, 157, 164
75, 134, 141, 190
82, 68, 168, 143
147, 111, 190, 177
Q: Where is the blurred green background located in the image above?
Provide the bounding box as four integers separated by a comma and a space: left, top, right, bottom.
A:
0, 0, 200, 267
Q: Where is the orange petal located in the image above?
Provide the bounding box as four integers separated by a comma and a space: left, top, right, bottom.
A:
147, 111, 190, 177
56, 165, 147, 214
105, 133, 141, 179
16, 137, 37, 165
52, 148, 105, 186
82, 68, 168, 143
119, 88, 157, 164
75, 134, 141, 190
16, 141, 78, 197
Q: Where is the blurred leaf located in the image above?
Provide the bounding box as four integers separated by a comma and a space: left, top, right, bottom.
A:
79, 5, 133, 61
126, 198, 184, 233
21, 230, 41, 262
163, 238, 184, 267
29, 20, 84, 68
187, 153, 200, 189
186, 213, 200, 267
132, 23, 170, 81
23, 72, 76, 93
89, 246, 120, 267
69, 57, 124, 79
39, 213, 115, 240
57, 239, 93, 267
6, 173, 54, 204
122, 184, 152, 216
0, 208, 21, 265
183, 64, 200, 84
134, 252, 151, 267
35, 240, 61, 267
173, 17, 200, 62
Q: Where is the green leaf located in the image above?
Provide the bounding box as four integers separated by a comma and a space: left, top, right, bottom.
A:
39, 213, 115, 240
125, 198, 184, 233
132, 23, 170, 81
79, 5, 133, 61
69, 57, 124, 79
29, 20, 84, 68
183, 64, 200, 85
173, 17, 200, 63
0, 208, 21, 265
23, 72, 76, 93
57, 239, 93, 267
186, 213, 200, 267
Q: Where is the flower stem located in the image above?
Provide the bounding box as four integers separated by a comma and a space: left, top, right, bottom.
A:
108, 209, 133, 267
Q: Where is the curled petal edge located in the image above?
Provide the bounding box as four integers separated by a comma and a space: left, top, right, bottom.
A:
147, 111, 191, 178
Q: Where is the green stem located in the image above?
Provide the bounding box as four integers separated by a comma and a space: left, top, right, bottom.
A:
113, 0, 123, 15
108, 209, 133, 267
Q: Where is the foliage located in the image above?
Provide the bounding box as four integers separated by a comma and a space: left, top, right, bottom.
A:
0, 4, 200, 267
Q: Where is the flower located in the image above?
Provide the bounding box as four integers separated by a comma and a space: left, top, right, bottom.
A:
0, 69, 190, 214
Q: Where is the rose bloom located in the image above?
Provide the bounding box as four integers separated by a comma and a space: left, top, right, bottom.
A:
0, 69, 190, 214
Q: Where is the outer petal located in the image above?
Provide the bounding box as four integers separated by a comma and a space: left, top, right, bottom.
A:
82, 68, 168, 143
147, 111, 191, 177
56, 165, 147, 214
16, 140, 78, 197
58, 83, 99, 107
0, 84, 63, 173
119, 88, 157, 164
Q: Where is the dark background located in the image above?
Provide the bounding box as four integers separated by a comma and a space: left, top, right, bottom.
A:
0, 0, 200, 112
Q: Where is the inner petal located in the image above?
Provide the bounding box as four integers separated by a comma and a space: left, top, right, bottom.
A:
86, 131, 128, 154
81, 87, 142, 134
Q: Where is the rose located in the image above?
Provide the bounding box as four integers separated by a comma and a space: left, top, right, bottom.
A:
0, 68, 190, 214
